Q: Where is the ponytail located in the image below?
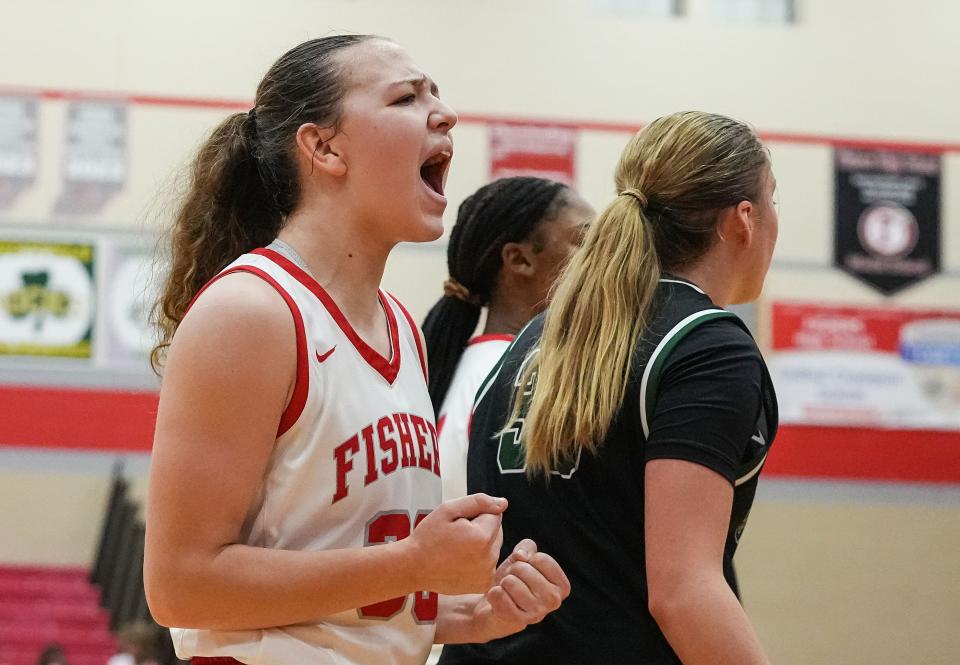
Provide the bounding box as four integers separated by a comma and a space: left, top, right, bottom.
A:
514, 194, 660, 477
511, 111, 771, 477
150, 112, 281, 372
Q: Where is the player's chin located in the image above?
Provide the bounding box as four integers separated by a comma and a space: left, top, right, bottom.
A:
407, 212, 445, 243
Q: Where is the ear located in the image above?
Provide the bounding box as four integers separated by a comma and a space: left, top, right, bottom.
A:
717, 200, 755, 247
501, 241, 536, 278
295, 123, 346, 177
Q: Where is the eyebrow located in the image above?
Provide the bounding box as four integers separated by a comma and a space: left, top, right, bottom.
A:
390, 74, 439, 96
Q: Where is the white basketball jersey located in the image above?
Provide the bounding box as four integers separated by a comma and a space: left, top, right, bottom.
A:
171, 246, 442, 665
436, 335, 513, 501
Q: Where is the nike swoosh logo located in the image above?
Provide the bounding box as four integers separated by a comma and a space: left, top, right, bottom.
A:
751, 431, 766, 446
316, 346, 336, 363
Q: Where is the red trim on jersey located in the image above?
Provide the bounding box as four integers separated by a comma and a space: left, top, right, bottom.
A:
187, 265, 309, 437
387, 292, 428, 383
436, 414, 447, 438
253, 248, 402, 385
191, 658, 244, 665
468, 334, 515, 346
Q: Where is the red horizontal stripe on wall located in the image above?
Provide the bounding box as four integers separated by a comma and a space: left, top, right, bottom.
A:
765, 424, 960, 484
1, 386, 959, 484
0, 385, 158, 452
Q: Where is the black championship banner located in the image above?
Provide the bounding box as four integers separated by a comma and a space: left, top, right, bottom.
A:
834, 147, 940, 295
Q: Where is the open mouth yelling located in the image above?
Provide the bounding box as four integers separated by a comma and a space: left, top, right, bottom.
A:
420, 150, 451, 201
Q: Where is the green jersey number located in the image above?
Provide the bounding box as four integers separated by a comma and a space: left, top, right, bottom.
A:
496, 349, 580, 479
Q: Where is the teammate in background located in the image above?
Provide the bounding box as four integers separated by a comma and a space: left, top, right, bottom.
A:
144, 36, 568, 665
421, 177, 593, 500
441, 111, 779, 665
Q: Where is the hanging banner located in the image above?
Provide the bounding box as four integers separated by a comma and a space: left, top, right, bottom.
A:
53, 100, 128, 216
0, 239, 95, 358
708, 0, 794, 23
834, 148, 940, 294
0, 95, 38, 210
770, 302, 960, 430
489, 122, 576, 186
593, 0, 680, 18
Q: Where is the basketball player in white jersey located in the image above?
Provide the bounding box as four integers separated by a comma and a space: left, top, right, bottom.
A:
421, 177, 593, 501
145, 36, 569, 665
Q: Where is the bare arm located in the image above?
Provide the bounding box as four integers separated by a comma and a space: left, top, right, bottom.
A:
645, 459, 770, 665
145, 274, 505, 630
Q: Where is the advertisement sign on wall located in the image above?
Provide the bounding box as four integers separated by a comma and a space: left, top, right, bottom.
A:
770, 302, 960, 430
0, 239, 96, 358
100, 240, 156, 368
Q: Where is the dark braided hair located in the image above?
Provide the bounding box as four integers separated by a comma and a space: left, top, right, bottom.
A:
421, 176, 570, 413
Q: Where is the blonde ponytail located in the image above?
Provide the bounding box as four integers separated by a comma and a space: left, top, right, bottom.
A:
514, 192, 660, 477
509, 111, 770, 477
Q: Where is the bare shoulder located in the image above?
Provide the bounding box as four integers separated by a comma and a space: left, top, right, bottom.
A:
164, 271, 296, 384
175, 271, 293, 341
185, 271, 292, 325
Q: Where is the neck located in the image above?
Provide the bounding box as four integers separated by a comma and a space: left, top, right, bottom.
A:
669, 253, 739, 308
483, 280, 539, 336
482, 305, 529, 336
278, 206, 392, 327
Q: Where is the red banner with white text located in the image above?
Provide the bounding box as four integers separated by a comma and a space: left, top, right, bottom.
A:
489, 122, 576, 185
760, 302, 960, 484
770, 302, 960, 430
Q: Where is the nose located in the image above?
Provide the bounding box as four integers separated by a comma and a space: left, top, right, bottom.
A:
430, 98, 458, 132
